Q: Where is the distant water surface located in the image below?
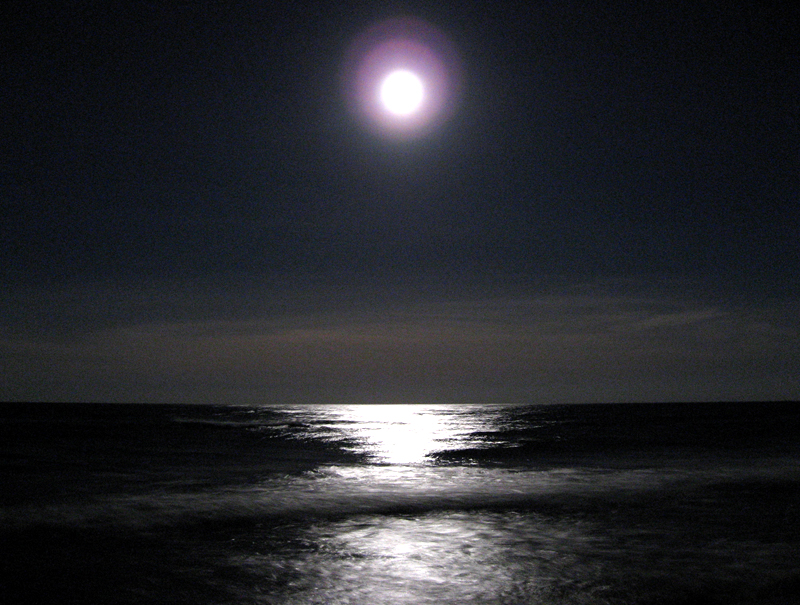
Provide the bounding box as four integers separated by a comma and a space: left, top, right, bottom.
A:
2, 402, 799, 604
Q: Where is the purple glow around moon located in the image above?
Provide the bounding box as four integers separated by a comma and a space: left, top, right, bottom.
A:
342, 17, 463, 139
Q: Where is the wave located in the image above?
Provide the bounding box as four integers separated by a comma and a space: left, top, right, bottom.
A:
4, 462, 797, 532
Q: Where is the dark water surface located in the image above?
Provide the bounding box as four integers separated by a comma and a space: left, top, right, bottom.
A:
2, 402, 799, 604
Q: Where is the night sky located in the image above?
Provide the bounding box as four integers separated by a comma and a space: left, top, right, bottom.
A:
2, 1, 798, 404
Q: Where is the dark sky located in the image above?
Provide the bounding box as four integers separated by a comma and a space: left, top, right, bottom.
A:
2, 1, 798, 404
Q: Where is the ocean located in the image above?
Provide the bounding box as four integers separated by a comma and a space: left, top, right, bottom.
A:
2, 402, 799, 604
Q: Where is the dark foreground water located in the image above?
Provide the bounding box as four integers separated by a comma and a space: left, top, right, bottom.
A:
2, 402, 799, 604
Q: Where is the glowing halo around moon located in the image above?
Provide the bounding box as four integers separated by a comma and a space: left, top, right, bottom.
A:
342, 17, 463, 139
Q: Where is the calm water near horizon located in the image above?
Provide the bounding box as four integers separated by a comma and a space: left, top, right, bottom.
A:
2, 402, 799, 604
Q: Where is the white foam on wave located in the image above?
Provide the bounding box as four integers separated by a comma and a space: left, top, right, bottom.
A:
4, 460, 796, 531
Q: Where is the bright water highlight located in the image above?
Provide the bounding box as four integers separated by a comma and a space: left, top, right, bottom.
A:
3, 402, 799, 604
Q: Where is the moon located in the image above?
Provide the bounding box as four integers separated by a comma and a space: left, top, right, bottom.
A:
380, 70, 424, 116
342, 17, 462, 139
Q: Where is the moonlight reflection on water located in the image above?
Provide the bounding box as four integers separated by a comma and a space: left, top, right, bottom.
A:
281, 403, 513, 466
336, 404, 463, 464
285, 511, 570, 605
3, 404, 799, 604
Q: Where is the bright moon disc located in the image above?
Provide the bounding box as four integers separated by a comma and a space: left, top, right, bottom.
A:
342, 17, 462, 138
380, 70, 424, 115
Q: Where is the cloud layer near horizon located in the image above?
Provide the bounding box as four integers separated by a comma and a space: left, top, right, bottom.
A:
2, 278, 798, 404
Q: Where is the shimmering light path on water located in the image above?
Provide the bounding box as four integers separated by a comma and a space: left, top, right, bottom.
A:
3, 403, 799, 604
276, 403, 506, 464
